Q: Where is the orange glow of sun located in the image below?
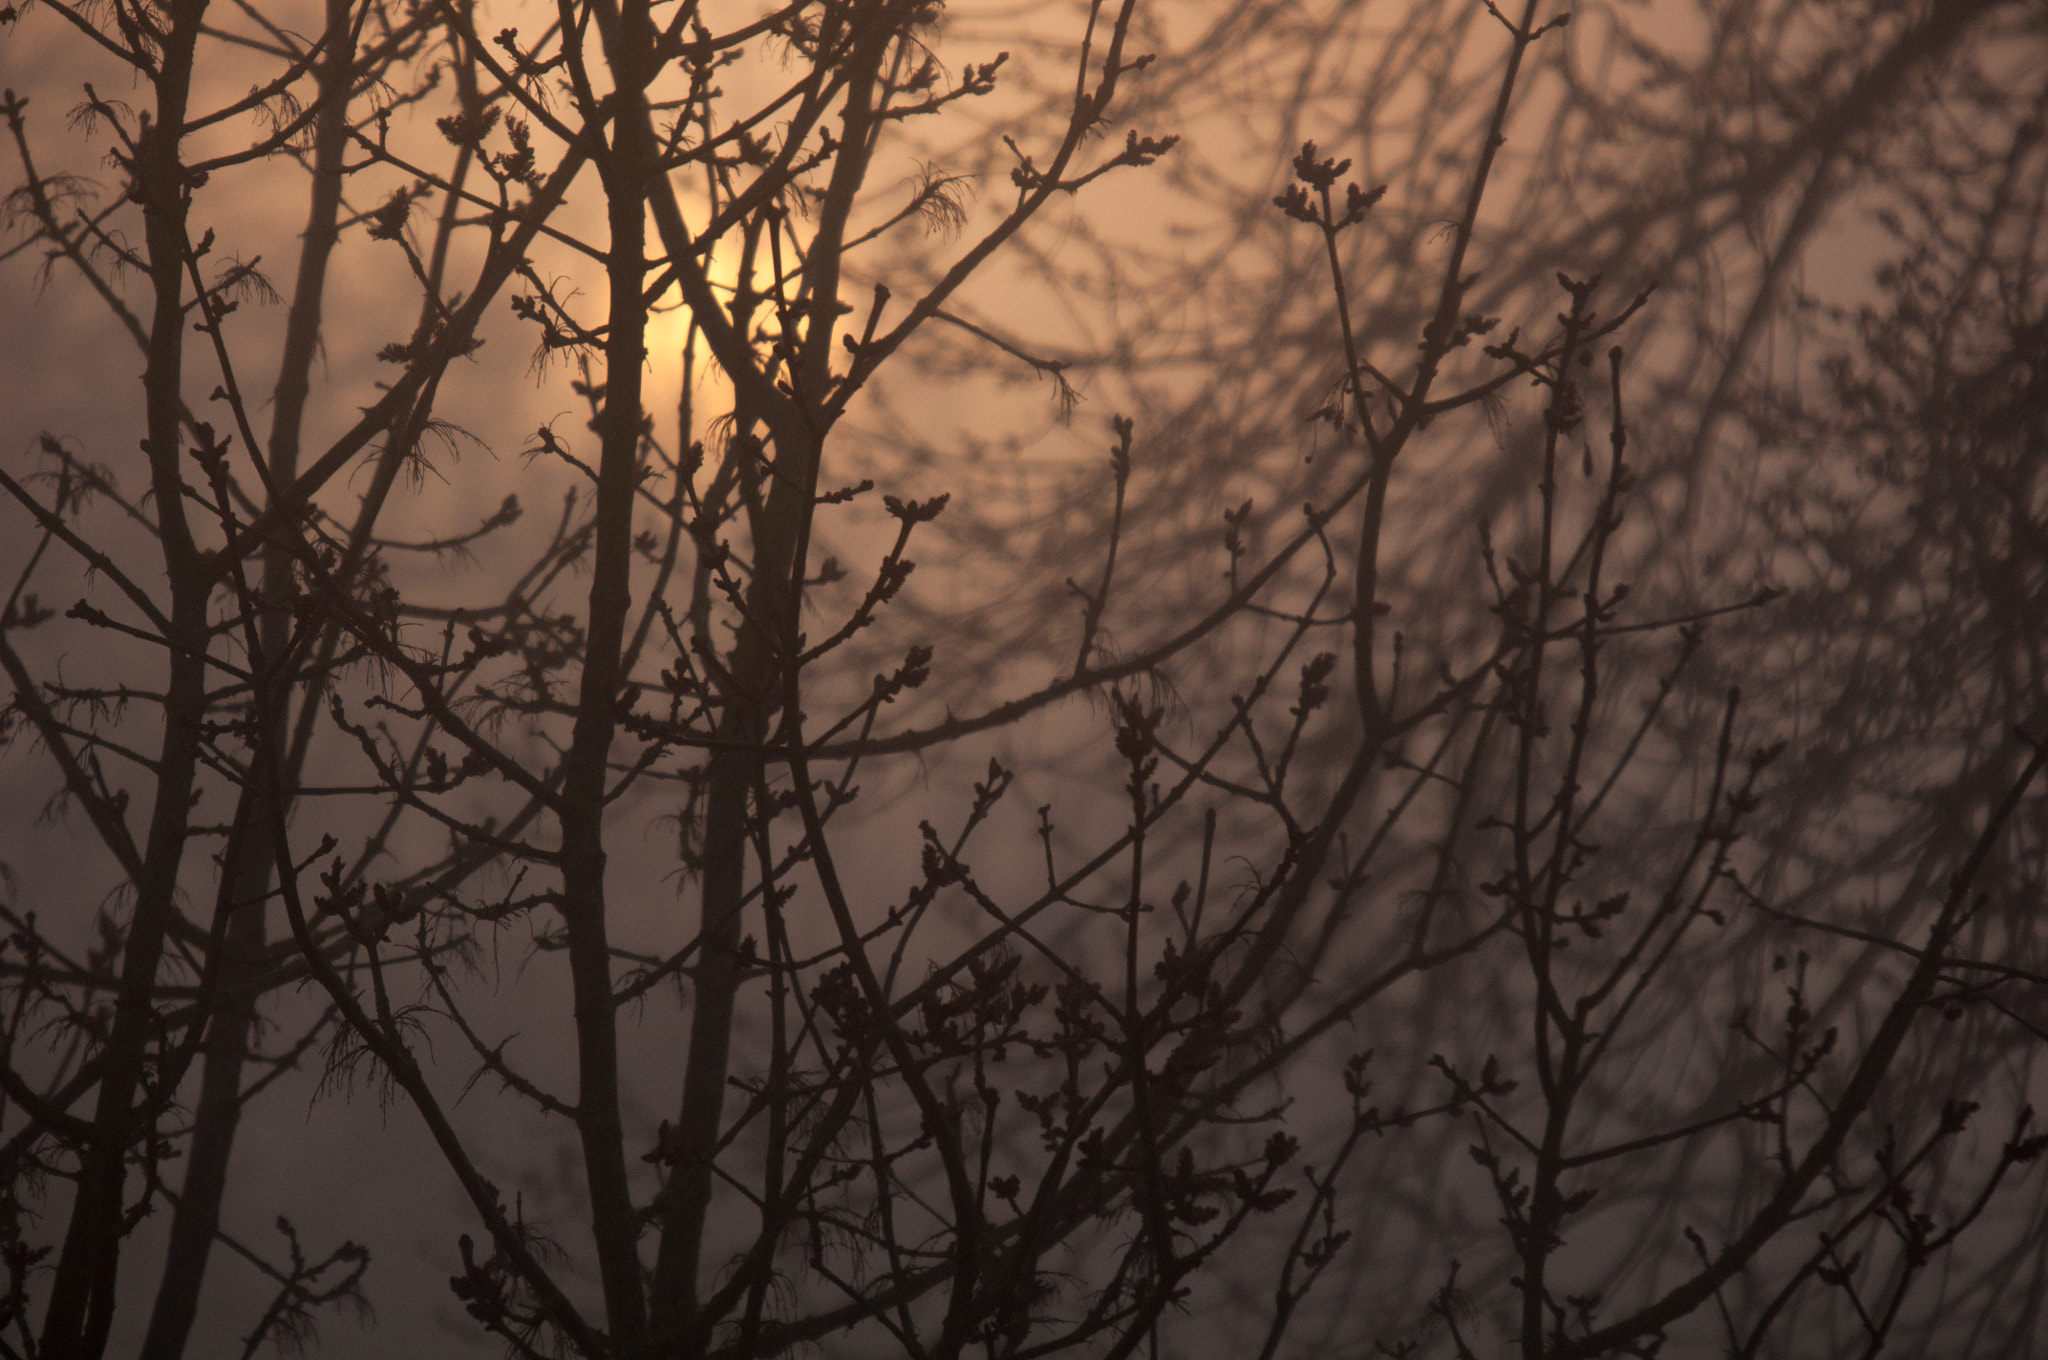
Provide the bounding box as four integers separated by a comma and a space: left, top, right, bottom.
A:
641, 221, 754, 439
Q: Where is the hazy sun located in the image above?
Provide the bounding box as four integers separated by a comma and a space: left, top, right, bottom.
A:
640, 219, 753, 440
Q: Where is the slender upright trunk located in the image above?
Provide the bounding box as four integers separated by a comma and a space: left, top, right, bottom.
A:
646, 658, 771, 1338
646, 237, 840, 1360
136, 6, 358, 1355
559, 0, 655, 1346
41, 6, 213, 1358
648, 6, 897, 1337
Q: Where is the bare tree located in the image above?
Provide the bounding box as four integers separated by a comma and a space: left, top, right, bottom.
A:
1, 0, 2043, 1357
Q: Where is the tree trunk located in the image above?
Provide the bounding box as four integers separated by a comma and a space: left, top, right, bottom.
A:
41, 6, 213, 1358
